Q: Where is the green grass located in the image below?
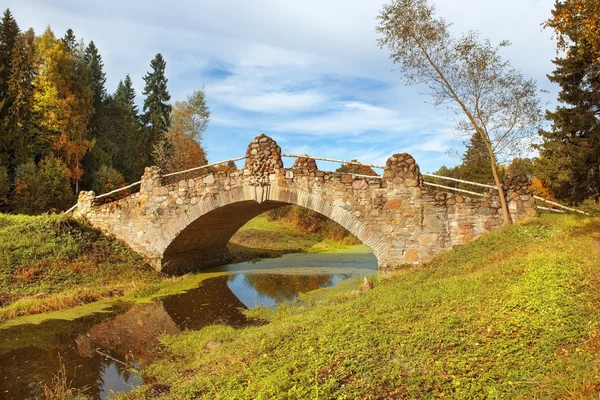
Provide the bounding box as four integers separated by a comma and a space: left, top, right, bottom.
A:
0, 214, 358, 323
0, 213, 166, 322
117, 215, 600, 399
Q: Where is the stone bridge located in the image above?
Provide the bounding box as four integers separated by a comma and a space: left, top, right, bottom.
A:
74, 134, 537, 274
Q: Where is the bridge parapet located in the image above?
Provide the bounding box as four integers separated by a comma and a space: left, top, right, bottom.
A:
75, 133, 538, 274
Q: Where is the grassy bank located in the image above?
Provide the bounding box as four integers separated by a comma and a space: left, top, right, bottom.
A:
0, 214, 358, 323
228, 216, 360, 262
0, 214, 164, 322
118, 214, 600, 399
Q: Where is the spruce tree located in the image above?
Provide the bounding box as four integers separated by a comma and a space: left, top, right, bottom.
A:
459, 133, 495, 184
537, 0, 600, 204
83, 41, 107, 107
62, 28, 77, 53
5, 29, 37, 172
142, 53, 171, 149
0, 8, 20, 114
114, 74, 138, 116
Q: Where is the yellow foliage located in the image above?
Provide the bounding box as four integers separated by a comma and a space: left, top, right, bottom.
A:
32, 28, 93, 183
546, 0, 600, 59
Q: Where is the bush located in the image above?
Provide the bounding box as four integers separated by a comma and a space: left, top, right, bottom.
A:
579, 198, 600, 216
38, 155, 74, 211
92, 165, 127, 198
10, 157, 73, 214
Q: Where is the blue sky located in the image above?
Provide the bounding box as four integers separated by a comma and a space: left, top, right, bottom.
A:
6, 0, 559, 173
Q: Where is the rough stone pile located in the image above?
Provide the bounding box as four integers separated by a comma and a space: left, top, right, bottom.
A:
504, 175, 537, 218
291, 157, 318, 176
244, 133, 283, 185
383, 153, 423, 187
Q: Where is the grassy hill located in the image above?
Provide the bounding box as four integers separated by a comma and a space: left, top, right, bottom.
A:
118, 214, 600, 399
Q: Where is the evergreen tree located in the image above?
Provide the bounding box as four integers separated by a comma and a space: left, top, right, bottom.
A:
114, 74, 138, 116
0, 8, 20, 114
142, 53, 171, 151
5, 29, 37, 171
62, 28, 77, 53
83, 40, 106, 106
537, 0, 600, 204
460, 133, 495, 184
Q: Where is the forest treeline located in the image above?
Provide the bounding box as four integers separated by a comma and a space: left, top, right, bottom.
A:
0, 9, 209, 214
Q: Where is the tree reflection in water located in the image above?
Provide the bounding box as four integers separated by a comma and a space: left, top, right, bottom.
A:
240, 273, 338, 302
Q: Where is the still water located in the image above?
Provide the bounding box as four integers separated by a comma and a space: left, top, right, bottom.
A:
0, 249, 376, 399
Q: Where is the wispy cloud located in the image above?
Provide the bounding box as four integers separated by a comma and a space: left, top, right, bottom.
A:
7, 0, 558, 172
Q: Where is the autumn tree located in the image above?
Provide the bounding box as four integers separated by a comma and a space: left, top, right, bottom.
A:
156, 89, 209, 175
91, 165, 127, 198
37, 154, 74, 210
33, 28, 93, 192
377, 0, 543, 225
142, 53, 171, 162
536, 0, 600, 204
11, 156, 72, 214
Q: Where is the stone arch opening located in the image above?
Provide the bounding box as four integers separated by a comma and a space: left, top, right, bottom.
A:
158, 187, 386, 274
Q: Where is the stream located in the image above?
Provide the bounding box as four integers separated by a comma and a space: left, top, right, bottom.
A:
0, 249, 377, 399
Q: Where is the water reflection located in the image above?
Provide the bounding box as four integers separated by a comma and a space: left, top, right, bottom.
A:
0, 251, 376, 399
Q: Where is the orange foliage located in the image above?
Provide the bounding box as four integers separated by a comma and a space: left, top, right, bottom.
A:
530, 177, 555, 201
546, 0, 600, 59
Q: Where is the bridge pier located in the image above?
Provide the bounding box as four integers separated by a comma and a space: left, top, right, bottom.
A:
75, 133, 537, 274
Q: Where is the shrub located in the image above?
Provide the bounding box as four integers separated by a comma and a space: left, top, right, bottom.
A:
92, 165, 127, 199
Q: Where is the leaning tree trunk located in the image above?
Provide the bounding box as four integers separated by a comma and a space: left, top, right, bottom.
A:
487, 146, 512, 225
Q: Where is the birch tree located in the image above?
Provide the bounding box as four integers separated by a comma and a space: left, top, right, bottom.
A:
377, 0, 543, 225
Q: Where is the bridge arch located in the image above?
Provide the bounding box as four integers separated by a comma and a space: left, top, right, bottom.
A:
74, 133, 538, 274
157, 185, 387, 274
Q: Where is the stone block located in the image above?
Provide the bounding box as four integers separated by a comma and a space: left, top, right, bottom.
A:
404, 248, 419, 263
384, 198, 402, 209
203, 174, 215, 185
352, 180, 368, 190
341, 174, 353, 184
418, 233, 438, 246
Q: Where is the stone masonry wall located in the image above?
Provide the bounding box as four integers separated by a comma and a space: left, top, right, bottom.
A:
75, 133, 537, 274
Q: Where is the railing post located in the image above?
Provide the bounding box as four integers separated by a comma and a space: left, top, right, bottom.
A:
73, 190, 96, 217
139, 166, 162, 202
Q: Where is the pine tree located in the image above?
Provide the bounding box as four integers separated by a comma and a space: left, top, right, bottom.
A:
0, 8, 20, 114
142, 53, 171, 150
114, 74, 138, 116
62, 28, 77, 54
537, 0, 600, 204
459, 133, 495, 184
5, 29, 37, 171
83, 41, 106, 107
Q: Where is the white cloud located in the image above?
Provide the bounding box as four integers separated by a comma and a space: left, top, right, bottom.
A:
6, 0, 558, 172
